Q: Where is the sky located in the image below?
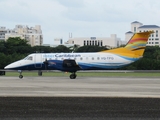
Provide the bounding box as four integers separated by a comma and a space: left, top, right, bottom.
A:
0, 0, 160, 44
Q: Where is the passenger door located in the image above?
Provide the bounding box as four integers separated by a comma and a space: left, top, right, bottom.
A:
34, 54, 43, 68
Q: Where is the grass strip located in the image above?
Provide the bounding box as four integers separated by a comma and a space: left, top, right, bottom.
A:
3, 71, 160, 77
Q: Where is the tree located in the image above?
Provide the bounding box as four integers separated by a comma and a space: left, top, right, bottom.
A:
143, 46, 158, 59
54, 45, 71, 53
69, 44, 80, 52
0, 37, 32, 68
153, 49, 160, 61
75, 45, 108, 52
0, 53, 6, 68
0, 41, 6, 53
6, 37, 29, 46
32, 46, 52, 53
5, 37, 31, 54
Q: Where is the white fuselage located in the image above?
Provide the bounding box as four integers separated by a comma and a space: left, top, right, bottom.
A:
5, 52, 137, 71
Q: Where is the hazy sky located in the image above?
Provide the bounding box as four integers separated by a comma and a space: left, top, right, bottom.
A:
0, 0, 159, 44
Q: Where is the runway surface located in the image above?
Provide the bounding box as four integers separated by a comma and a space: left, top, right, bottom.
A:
0, 76, 160, 119
0, 76, 160, 97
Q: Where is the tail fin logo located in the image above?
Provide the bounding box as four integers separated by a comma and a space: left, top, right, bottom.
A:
125, 31, 153, 51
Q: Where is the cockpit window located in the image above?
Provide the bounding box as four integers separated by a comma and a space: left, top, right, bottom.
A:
27, 56, 33, 60
24, 56, 28, 60
24, 56, 33, 60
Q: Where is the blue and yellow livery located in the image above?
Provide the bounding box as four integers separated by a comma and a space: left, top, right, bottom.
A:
5, 31, 153, 79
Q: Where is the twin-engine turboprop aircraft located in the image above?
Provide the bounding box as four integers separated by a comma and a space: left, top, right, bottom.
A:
4, 31, 153, 79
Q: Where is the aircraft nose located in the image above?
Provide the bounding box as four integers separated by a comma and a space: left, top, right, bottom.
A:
4, 65, 9, 69
4, 64, 14, 70
4, 61, 21, 70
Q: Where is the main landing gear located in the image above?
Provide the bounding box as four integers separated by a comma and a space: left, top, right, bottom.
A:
70, 72, 77, 79
18, 70, 23, 79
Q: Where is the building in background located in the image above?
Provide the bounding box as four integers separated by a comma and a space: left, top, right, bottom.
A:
2, 21, 160, 48
125, 21, 160, 46
66, 21, 160, 48
54, 38, 63, 45
66, 34, 125, 48
0, 25, 43, 46
0, 27, 7, 41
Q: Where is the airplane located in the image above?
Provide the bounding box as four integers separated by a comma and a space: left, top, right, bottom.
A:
4, 31, 153, 79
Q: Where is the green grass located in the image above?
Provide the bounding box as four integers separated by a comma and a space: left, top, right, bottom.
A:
3, 71, 160, 77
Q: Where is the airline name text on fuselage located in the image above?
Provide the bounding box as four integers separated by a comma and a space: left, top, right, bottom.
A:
43, 54, 81, 58
43, 54, 114, 60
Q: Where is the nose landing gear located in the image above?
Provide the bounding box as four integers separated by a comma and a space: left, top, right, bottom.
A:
18, 70, 23, 79
19, 74, 23, 79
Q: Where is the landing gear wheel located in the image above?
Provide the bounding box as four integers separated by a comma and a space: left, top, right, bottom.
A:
70, 73, 77, 79
19, 75, 23, 79
18, 70, 23, 79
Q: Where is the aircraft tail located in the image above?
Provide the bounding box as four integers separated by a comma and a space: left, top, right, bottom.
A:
124, 31, 153, 56
100, 31, 153, 58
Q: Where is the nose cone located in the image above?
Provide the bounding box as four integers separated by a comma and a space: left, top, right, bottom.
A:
4, 65, 10, 69
4, 63, 16, 70
4, 61, 21, 70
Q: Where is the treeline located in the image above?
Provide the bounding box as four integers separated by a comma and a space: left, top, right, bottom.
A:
0, 37, 160, 70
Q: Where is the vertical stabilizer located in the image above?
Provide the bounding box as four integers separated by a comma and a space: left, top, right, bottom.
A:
124, 31, 153, 56
100, 31, 153, 57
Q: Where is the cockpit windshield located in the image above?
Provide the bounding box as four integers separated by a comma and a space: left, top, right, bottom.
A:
24, 56, 33, 60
